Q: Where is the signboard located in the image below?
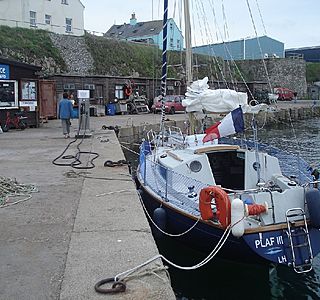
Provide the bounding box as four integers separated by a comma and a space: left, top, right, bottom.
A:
21, 81, 37, 100
0, 64, 10, 80
77, 90, 90, 99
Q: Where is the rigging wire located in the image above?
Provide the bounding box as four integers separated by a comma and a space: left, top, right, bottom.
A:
193, 0, 229, 88
255, 0, 267, 36
221, 0, 230, 41
245, 0, 273, 93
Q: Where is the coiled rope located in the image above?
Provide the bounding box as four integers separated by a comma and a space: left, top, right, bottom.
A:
0, 176, 38, 207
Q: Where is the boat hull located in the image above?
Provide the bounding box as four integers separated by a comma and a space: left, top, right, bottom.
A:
138, 181, 320, 268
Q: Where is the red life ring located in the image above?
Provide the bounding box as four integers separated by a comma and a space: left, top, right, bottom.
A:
199, 186, 231, 228
125, 86, 132, 96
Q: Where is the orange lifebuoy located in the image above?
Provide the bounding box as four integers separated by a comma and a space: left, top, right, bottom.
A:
199, 186, 231, 229
125, 87, 132, 96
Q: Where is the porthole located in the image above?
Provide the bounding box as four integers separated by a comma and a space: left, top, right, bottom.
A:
189, 160, 202, 173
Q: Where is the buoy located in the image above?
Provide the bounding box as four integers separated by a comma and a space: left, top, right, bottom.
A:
153, 207, 167, 238
306, 189, 320, 228
231, 198, 245, 237
246, 202, 268, 216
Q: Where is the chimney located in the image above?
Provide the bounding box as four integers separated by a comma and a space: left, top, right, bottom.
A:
130, 12, 137, 26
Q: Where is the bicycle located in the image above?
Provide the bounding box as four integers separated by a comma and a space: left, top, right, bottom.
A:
1, 111, 28, 132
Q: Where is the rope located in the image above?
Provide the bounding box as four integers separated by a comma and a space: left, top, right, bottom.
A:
0, 176, 38, 207
63, 170, 132, 182
137, 189, 201, 237
114, 224, 232, 283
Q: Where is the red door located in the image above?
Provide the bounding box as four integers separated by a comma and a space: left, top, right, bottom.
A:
39, 80, 56, 119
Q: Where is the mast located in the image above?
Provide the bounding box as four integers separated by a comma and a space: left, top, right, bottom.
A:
184, 0, 196, 133
160, 0, 169, 137
184, 0, 192, 86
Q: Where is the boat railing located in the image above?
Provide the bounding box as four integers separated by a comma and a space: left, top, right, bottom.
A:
221, 137, 312, 185
141, 153, 277, 219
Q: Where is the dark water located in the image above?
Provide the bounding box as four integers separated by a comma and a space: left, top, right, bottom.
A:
123, 118, 320, 300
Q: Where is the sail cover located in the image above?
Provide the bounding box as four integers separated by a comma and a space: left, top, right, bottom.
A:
182, 77, 267, 114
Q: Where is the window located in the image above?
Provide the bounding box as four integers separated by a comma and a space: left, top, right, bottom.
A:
115, 85, 124, 99
21, 81, 37, 100
45, 14, 51, 25
61, 0, 68, 4
177, 39, 181, 50
0, 81, 18, 108
30, 11, 36, 27
170, 38, 174, 48
66, 18, 72, 32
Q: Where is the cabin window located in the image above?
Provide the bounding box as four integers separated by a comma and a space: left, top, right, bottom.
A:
30, 11, 37, 27
207, 151, 245, 190
66, 18, 72, 32
61, 0, 68, 4
45, 14, 51, 25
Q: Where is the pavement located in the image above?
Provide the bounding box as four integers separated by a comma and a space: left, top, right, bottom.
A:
0, 114, 180, 300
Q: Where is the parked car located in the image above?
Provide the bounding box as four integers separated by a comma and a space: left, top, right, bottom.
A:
151, 95, 185, 114
274, 87, 295, 101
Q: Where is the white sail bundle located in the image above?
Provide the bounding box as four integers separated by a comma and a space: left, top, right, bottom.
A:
182, 77, 268, 114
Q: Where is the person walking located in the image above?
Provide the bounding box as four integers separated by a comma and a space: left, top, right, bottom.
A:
58, 92, 73, 138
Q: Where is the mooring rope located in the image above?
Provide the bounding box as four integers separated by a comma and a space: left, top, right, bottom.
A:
0, 176, 38, 207
137, 189, 201, 237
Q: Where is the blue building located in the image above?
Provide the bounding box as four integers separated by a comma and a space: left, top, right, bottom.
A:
192, 36, 284, 60
105, 13, 183, 51
285, 46, 320, 62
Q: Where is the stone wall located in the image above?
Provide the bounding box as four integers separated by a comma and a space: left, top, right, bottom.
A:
236, 58, 307, 97
49, 33, 95, 75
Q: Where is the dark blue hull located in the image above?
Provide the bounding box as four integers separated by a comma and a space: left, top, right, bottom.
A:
139, 183, 320, 268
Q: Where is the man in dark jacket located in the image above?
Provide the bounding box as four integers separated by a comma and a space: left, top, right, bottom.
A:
58, 92, 73, 138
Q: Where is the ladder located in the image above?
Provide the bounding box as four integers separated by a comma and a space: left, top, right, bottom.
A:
285, 208, 313, 273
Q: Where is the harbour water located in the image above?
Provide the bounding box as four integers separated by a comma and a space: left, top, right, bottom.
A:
124, 118, 320, 299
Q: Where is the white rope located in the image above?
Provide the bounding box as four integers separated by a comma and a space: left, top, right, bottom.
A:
96, 189, 136, 197
137, 188, 201, 237
0, 176, 38, 208
115, 224, 232, 281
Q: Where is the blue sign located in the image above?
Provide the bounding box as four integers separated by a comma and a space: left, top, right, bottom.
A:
0, 64, 9, 80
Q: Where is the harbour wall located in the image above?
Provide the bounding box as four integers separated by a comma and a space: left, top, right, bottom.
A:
118, 106, 320, 144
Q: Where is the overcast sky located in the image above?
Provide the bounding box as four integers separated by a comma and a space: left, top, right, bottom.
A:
81, 0, 319, 49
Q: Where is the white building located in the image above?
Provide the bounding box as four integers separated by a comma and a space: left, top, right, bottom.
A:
0, 0, 84, 36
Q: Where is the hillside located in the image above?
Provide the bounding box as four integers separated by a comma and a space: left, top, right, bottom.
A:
1, 26, 317, 88
0, 26, 66, 74
0, 26, 225, 80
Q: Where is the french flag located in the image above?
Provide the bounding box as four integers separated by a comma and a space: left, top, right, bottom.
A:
202, 106, 244, 143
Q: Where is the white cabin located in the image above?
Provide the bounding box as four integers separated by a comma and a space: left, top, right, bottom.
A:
0, 0, 84, 36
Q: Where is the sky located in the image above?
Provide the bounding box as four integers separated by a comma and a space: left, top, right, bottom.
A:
80, 0, 320, 49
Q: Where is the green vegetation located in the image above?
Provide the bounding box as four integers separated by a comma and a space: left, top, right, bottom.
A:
84, 33, 225, 80
0, 25, 66, 70
306, 63, 320, 83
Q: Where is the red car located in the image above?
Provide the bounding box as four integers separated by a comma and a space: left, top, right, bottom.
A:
152, 95, 185, 114
274, 87, 295, 101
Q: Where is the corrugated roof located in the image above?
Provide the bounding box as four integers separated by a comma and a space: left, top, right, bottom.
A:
105, 20, 163, 39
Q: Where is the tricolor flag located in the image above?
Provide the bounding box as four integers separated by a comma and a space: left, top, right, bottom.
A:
202, 106, 244, 143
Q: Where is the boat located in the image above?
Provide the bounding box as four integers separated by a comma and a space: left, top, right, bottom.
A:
136, 0, 320, 273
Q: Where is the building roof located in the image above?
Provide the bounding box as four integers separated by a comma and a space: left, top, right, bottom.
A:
105, 19, 163, 39
0, 57, 41, 71
192, 35, 283, 50
286, 46, 320, 51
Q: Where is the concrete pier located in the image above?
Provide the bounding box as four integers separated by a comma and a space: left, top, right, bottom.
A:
0, 117, 175, 299
0, 101, 319, 299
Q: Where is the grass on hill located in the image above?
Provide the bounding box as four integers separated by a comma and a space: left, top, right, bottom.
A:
306, 63, 320, 83
0, 25, 66, 70
84, 32, 225, 80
